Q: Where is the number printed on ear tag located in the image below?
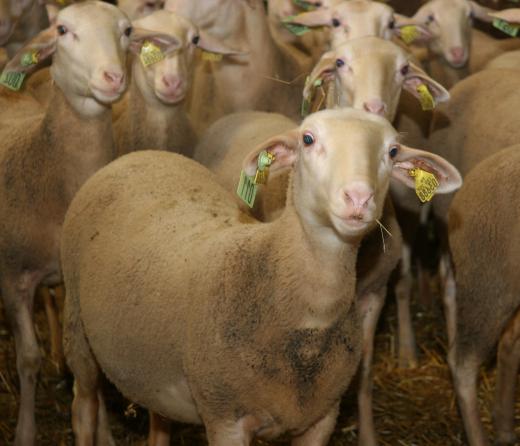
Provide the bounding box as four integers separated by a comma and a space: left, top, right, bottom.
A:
201, 51, 223, 62
237, 171, 258, 208
0, 71, 26, 91
492, 18, 520, 37
409, 168, 439, 203
400, 25, 419, 44
417, 84, 435, 111
140, 41, 165, 67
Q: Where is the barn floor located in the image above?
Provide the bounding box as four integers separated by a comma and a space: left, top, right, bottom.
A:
0, 279, 517, 445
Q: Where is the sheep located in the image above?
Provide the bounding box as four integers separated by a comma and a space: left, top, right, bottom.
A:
447, 144, 520, 446
165, 0, 312, 132
62, 108, 462, 446
283, 0, 431, 50
0, 2, 132, 444
117, 0, 164, 20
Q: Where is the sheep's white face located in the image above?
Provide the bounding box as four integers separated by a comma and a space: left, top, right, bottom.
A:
0, 0, 33, 44
329, 1, 397, 46
118, 0, 164, 20
306, 37, 449, 122
243, 109, 462, 241
50, 2, 131, 106
132, 11, 197, 104
414, 0, 475, 67
295, 109, 398, 238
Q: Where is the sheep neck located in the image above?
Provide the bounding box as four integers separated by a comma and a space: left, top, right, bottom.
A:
39, 86, 114, 204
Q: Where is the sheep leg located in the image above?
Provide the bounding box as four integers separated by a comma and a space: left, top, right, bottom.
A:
395, 244, 418, 368
41, 286, 65, 375
148, 411, 171, 446
449, 353, 489, 446
357, 289, 385, 446
2, 273, 40, 446
493, 309, 520, 445
291, 403, 340, 446
205, 417, 256, 446
440, 253, 457, 346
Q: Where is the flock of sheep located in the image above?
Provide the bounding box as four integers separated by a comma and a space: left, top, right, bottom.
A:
0, 0, 519, 445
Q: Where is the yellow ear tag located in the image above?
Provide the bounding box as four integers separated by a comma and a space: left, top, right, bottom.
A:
416, 84, 435, 111
202, 51, 223, 62
409, 168, 439, 203
140, 41, 165, 67
237, 171, 257, 208
254, 151, 276, 185
400, 25, 419, 44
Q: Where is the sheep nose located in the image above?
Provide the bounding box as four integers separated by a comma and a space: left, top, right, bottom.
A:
363, 99, 386, 117
162, 75, 182, 91
344, 182, 374, 210
103, 71, 125, 89
449, 47, 465, 63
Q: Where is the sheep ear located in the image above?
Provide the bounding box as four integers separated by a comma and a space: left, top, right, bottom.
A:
1, 26, 56, 87
403, 62, 450, 108
196, 31, 246, 56
488, 8, 520, 25
394, 14, 433, 44
303, 51, 336, 101
283, 9, 332, 28
129, 28, 182, 55
392, 145, 462, 194
242, 130, 300, 177
469, 1, 494, 23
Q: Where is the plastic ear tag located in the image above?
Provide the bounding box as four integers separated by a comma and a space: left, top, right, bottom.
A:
237, 171, 258, 208
301, 76, 323, 117
283, 16, 311, 36
254, 151, 276, 185
409, 168, 439, 203
0, 70, 26, 91
417, 84, 435, 111
492, 18, 520, 37
400, 25, 419, 44
140, 41, 164, 67
202, 51, 223, 62
21, 50, 39, 67
294, 0, 316, 11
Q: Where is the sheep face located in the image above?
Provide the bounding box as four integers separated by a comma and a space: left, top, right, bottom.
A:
131, 11, 197, 104
413, 0, 493, 68
305, 37, 449, 122
242, 109, 462, 240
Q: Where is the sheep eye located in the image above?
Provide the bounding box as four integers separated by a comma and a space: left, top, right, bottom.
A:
389, 145, 399, 158
389, 19, 395, 29
192, 35, 200, 45
426, 14, 435, 24
57, 25, 67, 36
303, 133, 315, 146
400, 64, 410, 76
332, 18, 341, 27
336, 59, 345, 68
124, 27, 132, 37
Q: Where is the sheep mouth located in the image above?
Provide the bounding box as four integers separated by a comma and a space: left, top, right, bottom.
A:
155, 90, 186, 105
90, 86, 126, 104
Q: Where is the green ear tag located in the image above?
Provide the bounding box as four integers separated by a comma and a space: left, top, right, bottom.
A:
140, 40, 165, 67
21, 50, 39, 67
202, 51, 223, 62
0, 71, 26, 91
409, 168, 439, 203
237, 171, 257, 208
283, 16, 311, 36
492, 18, 520, 37
254, 151, 276, 185
294, 0, 316, 11
417, 84, 435, 111
400, 25, 419, 44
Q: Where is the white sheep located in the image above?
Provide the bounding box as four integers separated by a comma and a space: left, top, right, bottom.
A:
62, 108, 462, 446
0, 2, 132, 444
447, 144, 520, 446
